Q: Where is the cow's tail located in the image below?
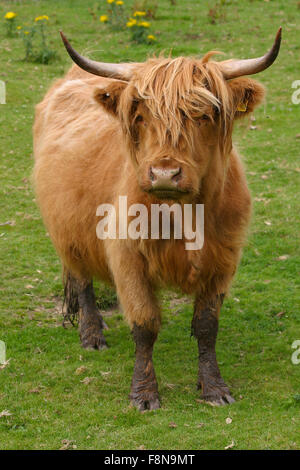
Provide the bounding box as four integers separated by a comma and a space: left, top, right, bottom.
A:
62, 268, 79, 327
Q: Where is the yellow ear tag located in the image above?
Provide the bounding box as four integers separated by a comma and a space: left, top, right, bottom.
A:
237, 99, 248, 112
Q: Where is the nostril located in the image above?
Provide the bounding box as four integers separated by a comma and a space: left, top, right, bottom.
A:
149, 167, 156, 182
171, 167, 182, 182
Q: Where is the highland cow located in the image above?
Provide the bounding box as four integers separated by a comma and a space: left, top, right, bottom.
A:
33, 29, 281, 410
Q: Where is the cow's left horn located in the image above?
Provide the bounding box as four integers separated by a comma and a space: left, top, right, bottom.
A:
60, 31, 134, 80
220, 27, 282, 79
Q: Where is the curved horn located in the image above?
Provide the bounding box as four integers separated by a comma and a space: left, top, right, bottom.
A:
220, 27, 282, 80
60, 31, 134, 80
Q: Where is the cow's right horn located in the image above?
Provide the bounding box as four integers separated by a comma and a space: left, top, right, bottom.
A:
220, 27, 282, 79
60, 31, 134, 80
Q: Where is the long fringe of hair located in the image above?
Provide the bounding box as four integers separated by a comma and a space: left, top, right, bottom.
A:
120, 54, 236, 150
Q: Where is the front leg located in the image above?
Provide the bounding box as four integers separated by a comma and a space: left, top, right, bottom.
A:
192, 294, 235, 406
130, 324, 160, 411
106, 240, 161, 411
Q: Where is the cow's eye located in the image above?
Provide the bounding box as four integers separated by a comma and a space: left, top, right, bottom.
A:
201, 114, 209, 121
180, 110, 188, 121
136, 115, 144, 123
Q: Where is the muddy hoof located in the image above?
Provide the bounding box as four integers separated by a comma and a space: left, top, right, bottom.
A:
131, 395, 161, 411
198, 378, 235, 406
81, 331, 108, 351
202, 393, 235, 406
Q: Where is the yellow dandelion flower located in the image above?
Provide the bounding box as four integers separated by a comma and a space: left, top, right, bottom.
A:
126, 18, 137, 27
100, 15, 108, 22
17, 26, 22, 30
133, 11, 146, 17
107, 0, 115, 3
35, 15, 49, 22
24, 31, 30, 35
138, 21, 150, 28
5, 12, 17, 20
116, 1, 124, 4
147, 34, 156, 41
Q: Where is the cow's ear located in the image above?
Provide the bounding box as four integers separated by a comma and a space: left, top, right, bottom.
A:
228, 77, 265, 119
94, 81, 127, 116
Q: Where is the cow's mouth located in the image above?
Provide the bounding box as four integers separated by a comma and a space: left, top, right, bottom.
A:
148, 189, 189, 200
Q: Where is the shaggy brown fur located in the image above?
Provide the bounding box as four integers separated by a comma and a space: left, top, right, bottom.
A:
33, 54, 265, 408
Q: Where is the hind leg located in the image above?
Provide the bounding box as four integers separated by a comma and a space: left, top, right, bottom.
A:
64, 272, 107, 350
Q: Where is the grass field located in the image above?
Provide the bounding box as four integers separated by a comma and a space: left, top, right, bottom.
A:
0, 0, 299, 450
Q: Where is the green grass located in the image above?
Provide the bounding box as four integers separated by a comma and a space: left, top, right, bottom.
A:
0, 0, 300, 450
